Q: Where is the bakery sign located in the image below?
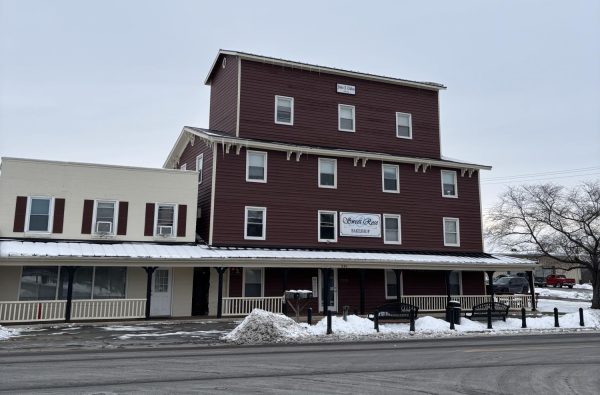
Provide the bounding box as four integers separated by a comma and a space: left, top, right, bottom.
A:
336, 83, 356, 95
339, 212, 381, 237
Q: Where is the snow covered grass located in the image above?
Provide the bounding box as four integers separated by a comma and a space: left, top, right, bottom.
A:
0, 325, 20, 341
223, 309, 600, 345
573, 283, 593, 290
537, 287, 591, 301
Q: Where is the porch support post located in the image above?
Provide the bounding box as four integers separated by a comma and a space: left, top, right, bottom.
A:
445, 271, 452, 306
143, 266, 157, 320
486, 270, 495, 309
321, 268, 331, 316
282, 268, 289, 315
358, 269, 366, 315
527, 270, 536, 311
393, 269, 402, 303
215, 267, 228, 319
64, 266, 79, 323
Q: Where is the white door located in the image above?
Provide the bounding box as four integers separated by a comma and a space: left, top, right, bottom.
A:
151, 268, 172, 317
318, 269, 338, 312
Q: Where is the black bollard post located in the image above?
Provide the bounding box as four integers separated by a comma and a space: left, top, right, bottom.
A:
327, 311, 333, 335
307, 307, 312, 325
374, 310, 379, 332
487, 308, 493, 329
521, 307, 527, 328
409, 309, 416, 332
450, 316, 455, 330
579, 308, 584, 327
554, 307, 559, 328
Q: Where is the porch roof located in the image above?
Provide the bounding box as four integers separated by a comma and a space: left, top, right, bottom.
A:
0, 240, 536, 271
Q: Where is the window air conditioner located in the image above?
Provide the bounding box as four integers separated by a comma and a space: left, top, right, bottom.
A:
95, 221, 113, 234
158, 225, 173, 237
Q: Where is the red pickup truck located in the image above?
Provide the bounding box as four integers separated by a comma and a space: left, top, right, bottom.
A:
545, 274, 576, 288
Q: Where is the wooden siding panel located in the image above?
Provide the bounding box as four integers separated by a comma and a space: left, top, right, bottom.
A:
209, 55, 238, 135
238, 60, 441, 158
461, 271, 485, 295
212, 148, 483, 252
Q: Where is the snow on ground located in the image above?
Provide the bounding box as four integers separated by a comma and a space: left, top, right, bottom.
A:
118, 330, 227, 340
573, 283, 593, 290
0, 325, 20, 341
102, 325, 157, 332
536, 298, 590, 313
223, 309, 600, 344
537, 287, 591, 301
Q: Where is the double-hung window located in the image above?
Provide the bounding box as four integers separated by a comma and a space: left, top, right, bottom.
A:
246, 151, 267, 183
275, 96, 294, 125
196, 154, 204, 184
382, 164, 400, 193
338, 104, 355, 132
383, 214, 401, 244
441, 170, 458, 198
245, 207, 266, 240
443, 217, 460, 247
94, 200, 117, 235
318, 210, 337, 242
26, 197, 53, 232
243, 268, 264, 297
396, 112, 412, 139
318, 158, 337, 188
155, 204, 176, 237
385, 270, 402, 299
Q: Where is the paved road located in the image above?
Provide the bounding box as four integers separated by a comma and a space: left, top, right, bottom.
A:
1, 333, 599, 394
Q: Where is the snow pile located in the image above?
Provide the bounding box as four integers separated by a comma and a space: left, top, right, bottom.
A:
305, 314, 384, 336
0, 325, 19, 341
574, 283, 593, 290
223, 309, 309, 343
537, 288, 591, 301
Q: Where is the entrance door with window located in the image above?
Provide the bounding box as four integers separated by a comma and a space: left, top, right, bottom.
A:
318, 269, 338, 312
151, 268, 172, 317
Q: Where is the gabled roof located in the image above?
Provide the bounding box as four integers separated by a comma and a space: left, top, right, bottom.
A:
204, 49, 446, 91
163, 127, 492, 172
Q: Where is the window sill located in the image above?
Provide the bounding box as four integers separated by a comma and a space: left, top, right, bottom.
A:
382, 190, 400, 194
383, 241, 402, 245
338, 129, 355, 133
275, 121, 293, 126
396, 135, 413, 140
244, 236, 266, 241
24, 231, 52, 237
444, 243, 461, 247
318, 185, 337, 189
442, 195, 459, 199
245, 178, 267, 183
318, 239, 337, 243
153, 236, 177, 241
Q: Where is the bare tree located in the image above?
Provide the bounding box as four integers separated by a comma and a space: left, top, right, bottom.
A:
486, 181, 600, 309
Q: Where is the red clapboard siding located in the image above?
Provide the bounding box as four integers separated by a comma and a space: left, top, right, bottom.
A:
177, 204, 187, 237
117, 201, 128, 235
52, 198, 65, 233
211, 148, 483, 252
13, 196, 27, 232
237, 59, 441, 159
209, 54, 238, 135
81, 199, 94, 234
144, 203, 155, 236
461, 272, 485, 295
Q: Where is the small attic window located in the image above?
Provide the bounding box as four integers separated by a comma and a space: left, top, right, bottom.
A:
222, 57, 227, 69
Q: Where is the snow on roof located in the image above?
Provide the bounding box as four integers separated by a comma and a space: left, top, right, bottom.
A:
0, 240, 535, 269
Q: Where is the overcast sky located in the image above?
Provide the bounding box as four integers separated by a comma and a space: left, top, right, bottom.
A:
1, 0, 599, 213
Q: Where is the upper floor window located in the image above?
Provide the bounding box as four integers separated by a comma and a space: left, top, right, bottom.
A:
318, 210, 337, 242
396, 112, 412, 139
275, 96, 294, 125
180, 163, 187, 170
338, 104, 355, 132
26, 197, 53, 232
441, 170, 458, 198
94, 200, 117, 235
155, 203, 176, 237
246, 150, 267, 183
196, 154, 204, 184
383, 214, 401, 244
443, 217, 460, 247
382, 164, 400, 193
318, 158, 337, 188
245, 206, 266, 240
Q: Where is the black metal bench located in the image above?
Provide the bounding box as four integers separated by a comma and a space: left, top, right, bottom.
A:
465, 302, 509, 321
368, 302, 419, 321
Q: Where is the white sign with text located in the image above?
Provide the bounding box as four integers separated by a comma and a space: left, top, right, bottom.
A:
339, 212, 381, 237
336, 84, 356, 95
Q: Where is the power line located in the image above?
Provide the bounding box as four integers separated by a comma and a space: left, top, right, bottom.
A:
481, 166, 600, 182
481, 172, 600, 185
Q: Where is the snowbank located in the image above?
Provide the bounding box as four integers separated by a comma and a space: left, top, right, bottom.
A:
574, 283, 593, 290
0, 325, 19, 341
537, 288, 591, 301
223, 309, 310, 343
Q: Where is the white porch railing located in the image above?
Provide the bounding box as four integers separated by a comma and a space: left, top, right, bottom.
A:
0, 299, 146, 323
222, 297, 283, 316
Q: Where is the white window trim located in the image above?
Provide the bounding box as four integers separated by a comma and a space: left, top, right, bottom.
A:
153, 203, 178, 238
384, 270, 403, 300
196, 154, 204, 184
25, 196, 54, 234
274, 95, 294, 126
180, 163, 187, 170
396, 112, 413, 139
383, 214, 402, 245
242, 268, 265, 297
338, 104, 355, 132
381, 164, 400, 193
318, 210, 338, 243
441, 170, 458, 198
246, 150, 267, 183
244, 206, 266, 241
318, 158, 337, 189
443, 217, 460, 247
92, 199, 119, 236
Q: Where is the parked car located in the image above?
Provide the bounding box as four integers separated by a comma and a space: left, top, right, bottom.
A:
492, 276, 529, 294
545, 274, 575, 288
534, 276, 546, 287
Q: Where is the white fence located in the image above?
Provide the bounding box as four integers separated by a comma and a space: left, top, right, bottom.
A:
0, 299, 146, 323
222, 297, 283, 316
